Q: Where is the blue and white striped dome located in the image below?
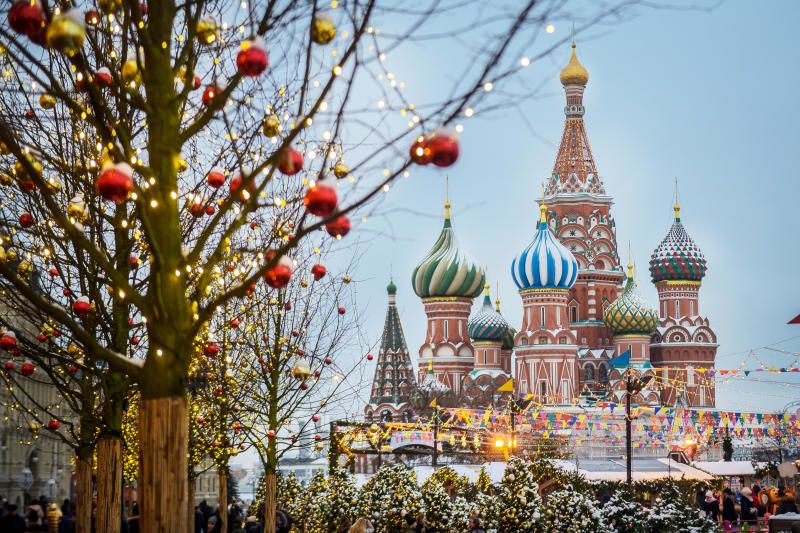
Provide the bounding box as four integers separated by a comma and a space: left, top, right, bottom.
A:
511, 203, 578, 290
467, 286, 510, 342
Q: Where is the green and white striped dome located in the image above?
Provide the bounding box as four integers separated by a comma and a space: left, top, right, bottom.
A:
412, 205, 485, 299
603, 265, 659, 336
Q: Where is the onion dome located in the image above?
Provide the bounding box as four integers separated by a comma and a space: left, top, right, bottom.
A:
387, 278, 397, 295
511, 201, 578, 290
468, 284, 510, 342
560, 42, 589, 86
649, 203, 707, 283
412, 199, 485, 298
604, 264, 659, 336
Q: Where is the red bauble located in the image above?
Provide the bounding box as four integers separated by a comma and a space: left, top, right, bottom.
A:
0, 332, 17, 351
229, 170, 255, 203
367, 353, 374, 361
189, 203, 204, 218
300, 382, 309, 390
72, 297, 91, 317
47, 419, 60, 430
204, 205, 216, 216
48, 267, 59, 277
236, 39, 269, 77
284, 302, 292, 310
129, 256, 140, 266
4, 362, 14, 371
427, 129, 460, 167
84, 10, 100, 26
201, 85, 221, 106
303, 181, 337, 217
206, 167, 226, 188
325, 214, 351, 239
96, 162, 134, 203
312, 415, 319, 422
204, 341, 220, 357
20, 362, 34, 376
314, 434, 322, 441
94, 67, 113, 87
19, 212, 33, 228
38, 333, 47, 343
68, 365, 78, 374
409, 136, 432, 165
338, 307, 346, 315
193, 75, 202, 90
195, 416, 205, 424
324, 357, 332, 365
8, 1, 45, 38
230, 318, 240, 328
277, 148, 303, 175
267, 430, 276, 439
310, 263, 327, 281
131, 336, 140, 345
264, 255, 292, 289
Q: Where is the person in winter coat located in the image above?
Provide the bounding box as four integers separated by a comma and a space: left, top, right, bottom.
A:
722, 488, 739, 524
702, 490, 720, 522
777, 488, 799, 515
740, 487, 758, 525
468, 517, 486, 533
244, 516, 263, 533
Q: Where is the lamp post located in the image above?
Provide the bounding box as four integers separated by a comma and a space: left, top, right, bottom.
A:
625, 370, 652, 485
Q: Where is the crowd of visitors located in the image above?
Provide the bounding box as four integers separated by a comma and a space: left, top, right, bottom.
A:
0, 495, 75, 533
695, 484, 799, 531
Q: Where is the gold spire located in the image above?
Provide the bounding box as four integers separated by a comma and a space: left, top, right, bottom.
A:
444, 175, 451, 220
673, 176, 681, 221
539, 181, 547, 224
495, 281, 501, 311
626, 241, 634, 279
427, 360, 433, 373
560, 41, 589, 86
484, 281, 490, 297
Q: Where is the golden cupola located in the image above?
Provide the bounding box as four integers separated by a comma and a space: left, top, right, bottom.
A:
560, 42, 589, 86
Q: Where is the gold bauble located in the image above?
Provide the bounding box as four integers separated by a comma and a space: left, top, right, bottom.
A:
292, 358, 312, 380
261, 115, 280, 137
177, 158, 189, 173
17, 260, 33, 279
0, 248, 6, 262
15, 156, 42, 178
46, 10, 86, 57
28, 421, 39, 432
196, 17, 219, 45
121, 59, 140, 84
0, 142, 8, 155
300, 279, 309, 288
310, 12, 336, 45
39, 94, 57, 110
5, 248, 17, 262
342, 275, 352, 284
98, 0, 123, 13
333, 161, 349, 179
0, 173, 12, 186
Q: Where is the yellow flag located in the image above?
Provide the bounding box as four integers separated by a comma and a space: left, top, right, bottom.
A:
429, 397, 437, 408
497, 379, 514, 392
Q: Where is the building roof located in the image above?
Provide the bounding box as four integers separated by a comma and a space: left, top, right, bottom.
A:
604, 265, 659, 336
650, 204, 707, 283
691, 461, 766, 477
468, 286, 510, 342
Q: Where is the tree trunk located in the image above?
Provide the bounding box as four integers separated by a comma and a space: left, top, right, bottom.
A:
96, 437, 123, 533
139, 396, 189, 533
75, 454, 93, 533
263, 473, 276, 533
218, 467, 228, 532
188, 476, 196, 530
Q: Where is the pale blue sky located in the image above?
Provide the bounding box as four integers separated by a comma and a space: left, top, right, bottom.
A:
346, 1, 800, 414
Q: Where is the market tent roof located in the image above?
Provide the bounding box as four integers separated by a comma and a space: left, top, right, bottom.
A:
550, 457, 713, 482
692, 461, 765, 477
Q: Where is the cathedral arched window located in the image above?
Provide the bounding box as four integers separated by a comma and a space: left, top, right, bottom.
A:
380, 410, 393, 422
584, 365, 595, 382
570, 305, 578, 323
696, 334, 706, 343
599, 364, 608, 383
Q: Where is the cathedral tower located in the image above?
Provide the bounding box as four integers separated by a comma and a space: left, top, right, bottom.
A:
544, 43, 625, 350
365, 280, 417, 421
412, 196, 485, 395
649, 200, 717, 407
511, 200, 580, 404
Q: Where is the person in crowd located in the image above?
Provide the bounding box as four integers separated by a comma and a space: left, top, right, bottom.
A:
722, 488, 738, 524
275, 502, 292, 533
468, 516, 486, 533
348, 517, 374, 533
702, 490, 720, 522
695, 487, 706, 508
414, 513, 435, 533
777, 487, 799, 515
207, 515, 219, 533
194, 504, 205, 533
1, 504, 26, 533
244, 515, 262, 533
740, 487, 758, 525
336, 515, 352, 533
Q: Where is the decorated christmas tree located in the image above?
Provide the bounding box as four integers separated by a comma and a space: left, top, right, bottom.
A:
358, 464, 422, 533
311, 468, 360, 533
600, 488, 649, 533
543, 484, 605, 532
476, 465, 493, 494
421, 477, 453, 530
646, 483, 717, 533
490, 456, 543, 531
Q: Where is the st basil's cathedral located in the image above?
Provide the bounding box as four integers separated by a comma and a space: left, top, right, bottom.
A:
365, 43, 717, 422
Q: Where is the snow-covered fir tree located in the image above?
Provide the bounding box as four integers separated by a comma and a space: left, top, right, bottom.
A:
601, 488, 650, 533
358, 464, 422, 533
543, 484, 605, 532
490, 457, 544, 531
646, 483, 717, 533
421, 477, 453, 530
306, 469, 359, 533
